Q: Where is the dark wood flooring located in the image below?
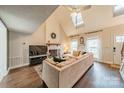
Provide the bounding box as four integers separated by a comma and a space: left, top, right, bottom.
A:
0, 62, 124, 88
74, 62, 124, 88
0, 66, 43, 88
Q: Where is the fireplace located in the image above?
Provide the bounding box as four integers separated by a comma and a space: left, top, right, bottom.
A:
49, 49, 60, 57
46, 43, 61, 58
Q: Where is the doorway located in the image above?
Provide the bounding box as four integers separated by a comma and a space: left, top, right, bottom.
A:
86, 37, 101, 61
113, 34, 124, 65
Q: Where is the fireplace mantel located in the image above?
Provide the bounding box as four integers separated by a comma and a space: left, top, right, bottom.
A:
46, 43, 61, 46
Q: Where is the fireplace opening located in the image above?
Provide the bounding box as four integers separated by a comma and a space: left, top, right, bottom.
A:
49, 49, 60, 57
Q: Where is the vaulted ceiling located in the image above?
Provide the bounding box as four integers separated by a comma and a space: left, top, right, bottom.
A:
0, 5, 58, 33
55, 5, 124, 36
1, 5, 124, 36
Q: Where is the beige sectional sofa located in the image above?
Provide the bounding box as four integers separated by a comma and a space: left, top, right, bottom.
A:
42, 53, 93, 88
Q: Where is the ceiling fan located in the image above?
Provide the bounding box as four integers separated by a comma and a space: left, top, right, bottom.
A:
66, 5, 91, 13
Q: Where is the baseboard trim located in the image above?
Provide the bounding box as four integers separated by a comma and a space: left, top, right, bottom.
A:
0, 70, 9, 82
95, 60, 113, 65
110, 64, 120, 69
8, 63, 29, 70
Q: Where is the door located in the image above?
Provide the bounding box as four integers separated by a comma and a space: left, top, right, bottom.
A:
86, 37, 101, 61
113, 33, 124, 65
0, 20, 7, 80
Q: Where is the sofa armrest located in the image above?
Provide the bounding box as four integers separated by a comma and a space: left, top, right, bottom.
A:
59, 53, 93, 88
42, 60, 60, 88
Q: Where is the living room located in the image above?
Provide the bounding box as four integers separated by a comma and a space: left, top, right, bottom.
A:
0, 5, 124, 88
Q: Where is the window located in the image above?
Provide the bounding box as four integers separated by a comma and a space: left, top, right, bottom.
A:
116, 35, 124, 42
86, 38, 100, 60
70, 12, 84, 27
113, 5, 124, 17
71, 40, 78, 51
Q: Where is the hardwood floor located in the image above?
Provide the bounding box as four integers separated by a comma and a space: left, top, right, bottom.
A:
0, 62, 124, 88
0, 66, 43, 88
74, 62, 124, 88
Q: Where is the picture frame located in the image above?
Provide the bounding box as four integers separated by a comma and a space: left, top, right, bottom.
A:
80, 37, 84, 44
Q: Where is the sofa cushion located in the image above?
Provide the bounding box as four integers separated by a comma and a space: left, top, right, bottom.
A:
56, 58, 76, 68
56, 61, 72, 68
46, 54, 84, 68
45, 58, 58, 65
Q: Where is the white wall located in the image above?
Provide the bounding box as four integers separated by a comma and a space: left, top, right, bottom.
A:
9, 13, 70, 69
102, 24, 124, 64
69, 24, 124, 64
82, 30, 113, 64
9, 23, 46, 69
0, 20, 7, 81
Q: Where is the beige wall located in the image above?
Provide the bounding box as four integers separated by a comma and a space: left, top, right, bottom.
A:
9, 11, 70, 69
9, 14, 124, 68
9, 23, 46, 69
45, 13, 60, 44
69, 24, 124, 64
45, 10, 70, 44
102, 24, 124, 64
59, 24, 70, 54
55, 6, 124, 37
45, 10, 70, 55
9, 6, 124, 67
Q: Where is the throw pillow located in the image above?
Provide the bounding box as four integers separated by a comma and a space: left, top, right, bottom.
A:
53, 57, 66, 63
73, 51, 81, 57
